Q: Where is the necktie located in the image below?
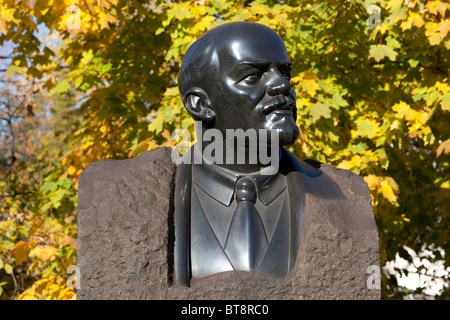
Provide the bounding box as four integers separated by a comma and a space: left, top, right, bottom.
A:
224, 177, 269, 271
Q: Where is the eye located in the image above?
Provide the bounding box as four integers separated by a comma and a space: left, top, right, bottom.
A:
241, 72, 262, 84
279, 67, 291, 81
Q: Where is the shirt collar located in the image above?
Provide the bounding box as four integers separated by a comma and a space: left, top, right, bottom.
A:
191, 144, 286, 207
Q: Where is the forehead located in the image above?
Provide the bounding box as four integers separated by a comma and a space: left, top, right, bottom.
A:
215, 25, 289, 68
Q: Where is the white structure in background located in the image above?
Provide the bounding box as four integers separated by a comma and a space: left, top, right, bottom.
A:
383, 245, 449, 299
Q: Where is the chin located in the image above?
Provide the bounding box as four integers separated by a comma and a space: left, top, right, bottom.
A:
264, 117, 300, 147
278, 125, 300, 146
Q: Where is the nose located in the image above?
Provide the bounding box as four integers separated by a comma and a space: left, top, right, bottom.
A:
266, 69, 291, 96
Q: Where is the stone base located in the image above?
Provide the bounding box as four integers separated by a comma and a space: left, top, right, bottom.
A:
77, 147, 380, 299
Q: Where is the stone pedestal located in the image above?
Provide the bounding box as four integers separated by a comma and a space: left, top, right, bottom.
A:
77, 147, 380, 299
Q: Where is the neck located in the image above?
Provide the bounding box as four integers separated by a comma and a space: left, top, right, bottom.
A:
194, 124, 280, 175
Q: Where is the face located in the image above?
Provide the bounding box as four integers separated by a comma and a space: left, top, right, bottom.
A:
205, 25, 300, 147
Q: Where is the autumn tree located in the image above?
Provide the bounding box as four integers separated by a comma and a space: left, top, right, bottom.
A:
0, 70, 79, 298
0, 0, 448, 299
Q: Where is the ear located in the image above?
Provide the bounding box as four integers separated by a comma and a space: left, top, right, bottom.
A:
183, 87, 216, 122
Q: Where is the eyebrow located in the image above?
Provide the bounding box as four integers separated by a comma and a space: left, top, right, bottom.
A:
229, 59, 293, 78
238, 59, 292, 68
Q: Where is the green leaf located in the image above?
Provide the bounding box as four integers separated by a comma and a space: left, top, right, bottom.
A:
40, 181, 58, 194
148, 117, 165, 134
440, 93, 450, 111
369, 45, 397, 62
59, 178, 72, 189
52, 189, 66, 208
50, 79, 71, 95
355, 118, 379, 139
168, 6, 190, 20
330, 93, 348, 108
309, 103, 331, 120
408, 59, 420, 68
75, 76, 84, 88
348, 143, 368, 154
165, 46, 179, 61
39, 201, 53, 213
5, 64, 22, 77
211, 0, 228, 10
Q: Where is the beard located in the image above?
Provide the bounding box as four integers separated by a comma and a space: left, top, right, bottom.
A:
264, 112, 300, 147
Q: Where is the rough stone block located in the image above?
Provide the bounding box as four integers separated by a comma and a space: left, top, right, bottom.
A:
77, 147, 380, 299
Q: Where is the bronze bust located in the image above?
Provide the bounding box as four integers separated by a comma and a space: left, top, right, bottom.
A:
77, 21, 379, 299
174, 22, 330, 286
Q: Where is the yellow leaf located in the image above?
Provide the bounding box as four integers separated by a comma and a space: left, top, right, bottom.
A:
426, 1, 450, 16
364, 174, 380, 189
17, 291, 36, 300
401, 12, 424, 30
0, 8, 15, 23
436, 138, 450, 156
380, 182, 398, 202
387, 0, 403, 11
380, 24, 390, 35
252, 4, 269, 15
291, 76, 301, 84
426, 22, 442, 45
67, 165, 76, 175
441, 181, 450, 189
392, 101, 412, 120
58, 234, 77, 249
30, 245, 58, 261
59, 6, 82, 33
385, 177, 399, 193
97, 0, 111, 10
27, 260, 40, 276
303, 79, 321, 96
401, 15, 413, 31
0, 18, 7, 34
99, 12, 116, 30
4, 263, 13, 274
191, 5, 207, 19
10, 240, 30, 265
163, 86, 179, 97
390, 119, 401, 130
438, 19, 450, 39
25, 0, 37, 9
30, 216, 44, 235
411, 12, 424, 28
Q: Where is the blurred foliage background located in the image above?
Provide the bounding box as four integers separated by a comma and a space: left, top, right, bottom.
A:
0, 0, 448, 299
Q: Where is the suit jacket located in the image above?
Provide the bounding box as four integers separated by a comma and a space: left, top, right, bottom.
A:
174, 145, 345, 286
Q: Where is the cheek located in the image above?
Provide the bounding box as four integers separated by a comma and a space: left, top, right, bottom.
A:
226, 80, 266, 106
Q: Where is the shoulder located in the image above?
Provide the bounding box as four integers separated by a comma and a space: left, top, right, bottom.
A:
77, 147, 176, 238
282, 148, 370, 201
79, 147, 174, 182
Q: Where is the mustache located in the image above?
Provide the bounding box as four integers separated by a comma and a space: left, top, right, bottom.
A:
261, 93, 296, 115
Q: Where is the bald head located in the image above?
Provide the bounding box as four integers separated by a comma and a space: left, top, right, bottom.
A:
178, 22, 288, 100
